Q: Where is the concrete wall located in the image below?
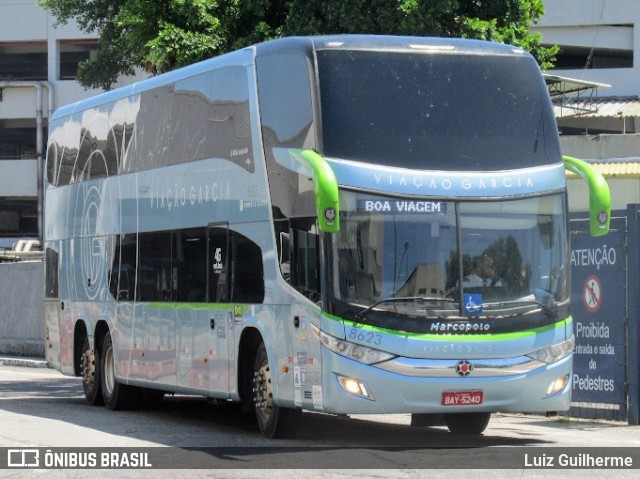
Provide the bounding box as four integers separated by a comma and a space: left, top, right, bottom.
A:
0, 159, 37, 196
533, 0, 640, 97
0, 261, 44, 357
560, 133, 640, 159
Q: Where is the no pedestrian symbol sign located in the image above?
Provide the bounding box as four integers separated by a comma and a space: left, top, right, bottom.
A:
583, 274, 602, 313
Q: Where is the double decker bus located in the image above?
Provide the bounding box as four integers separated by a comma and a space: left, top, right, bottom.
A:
43, 35, 610, 437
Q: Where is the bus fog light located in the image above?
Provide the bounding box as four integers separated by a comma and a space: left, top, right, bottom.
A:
546, 374, 569, 396
338, 376, 374, 400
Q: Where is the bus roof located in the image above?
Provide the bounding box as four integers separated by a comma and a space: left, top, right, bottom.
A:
51, 47, 254, 121
51, 35, 531, 122
256, 34, 529, 57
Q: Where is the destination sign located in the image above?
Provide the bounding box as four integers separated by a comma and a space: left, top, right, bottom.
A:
357, 199, 446, 214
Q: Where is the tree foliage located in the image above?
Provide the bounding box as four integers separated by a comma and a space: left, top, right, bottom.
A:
40, 0, 557, 90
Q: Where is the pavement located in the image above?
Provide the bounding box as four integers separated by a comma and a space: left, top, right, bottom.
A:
0, 355, 47, 368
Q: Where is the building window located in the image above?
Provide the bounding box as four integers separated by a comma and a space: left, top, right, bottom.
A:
59, 40, 99, 80
0, 200, 38, 236
0, 42, 47, 81
552, 46, 633, 69
0, 121, 41, 160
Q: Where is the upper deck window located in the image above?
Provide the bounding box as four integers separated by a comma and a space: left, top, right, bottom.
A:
317, 50, 560, 171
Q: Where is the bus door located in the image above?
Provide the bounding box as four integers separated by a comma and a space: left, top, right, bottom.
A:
176, 224, 233, 396
204, 223, 233, 395
288, 223, 323, 409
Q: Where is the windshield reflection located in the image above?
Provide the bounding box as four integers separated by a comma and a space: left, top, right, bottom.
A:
329, 192, 568, 321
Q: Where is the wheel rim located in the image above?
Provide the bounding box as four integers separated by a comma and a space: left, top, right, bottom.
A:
103, 343, 115, 396
253, 360, 273, 425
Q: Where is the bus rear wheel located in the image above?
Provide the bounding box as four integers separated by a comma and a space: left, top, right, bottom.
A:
100, 332, 135, 410
443, 412, 491, 434
80, 336, 103, 405
253, 342, 301, 438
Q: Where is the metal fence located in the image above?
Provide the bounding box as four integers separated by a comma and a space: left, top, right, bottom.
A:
569, 209, 638, 424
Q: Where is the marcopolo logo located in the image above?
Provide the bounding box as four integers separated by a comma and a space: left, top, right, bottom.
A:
455, 360, 475, 377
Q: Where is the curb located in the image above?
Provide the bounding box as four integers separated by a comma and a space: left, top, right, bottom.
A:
0, 356, 48, 368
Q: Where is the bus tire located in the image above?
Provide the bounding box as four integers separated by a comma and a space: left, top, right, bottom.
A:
80, 336, 103, 406
253, 342, 301, 438
443, 412, 491, 434
100, 332, 135, 410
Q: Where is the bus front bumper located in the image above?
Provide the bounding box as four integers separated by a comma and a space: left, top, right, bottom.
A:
318, 349, 573, 415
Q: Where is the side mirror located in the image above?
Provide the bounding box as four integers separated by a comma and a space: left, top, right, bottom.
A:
292, 149, 340, 233
563, 156, 611, 236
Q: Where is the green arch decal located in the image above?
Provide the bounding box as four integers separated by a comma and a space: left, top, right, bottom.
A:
290, 149, 340, 233
564, 156, 611, 237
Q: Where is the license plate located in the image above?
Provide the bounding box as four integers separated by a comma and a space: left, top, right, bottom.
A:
441, 390, 484, 406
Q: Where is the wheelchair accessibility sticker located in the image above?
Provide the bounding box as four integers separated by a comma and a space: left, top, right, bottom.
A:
464, 294, 483, 315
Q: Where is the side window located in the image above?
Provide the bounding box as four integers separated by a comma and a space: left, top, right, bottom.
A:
45, 246, 59, 298
257, 52, 317, 221
208, 66, 254, 172
231, 232, 265, 303
172, 72, 212, 165
257, 53, 314, 146
105, 118, 133, 176
170, 67, 253, 171
208, 226, 229, 302
274, 217, 320, 301
290, 217, 320, 302
55, 114, 83, 186
274, 219, 290, 282
107, 227, 265, 304
208, 226, 265, 304
71, 131, 92, 183
58, 147, 75, 186
110, 233, 137, 301
126, 85, 174, 172
138, 231, 173, 302
175, 228, 207, 302
46, 140, 59, 186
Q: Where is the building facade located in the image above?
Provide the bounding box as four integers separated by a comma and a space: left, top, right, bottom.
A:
0, 0, 140, 248
534, 0, 640, 211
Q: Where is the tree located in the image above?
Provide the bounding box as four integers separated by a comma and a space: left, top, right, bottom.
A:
40, 0, 556, 90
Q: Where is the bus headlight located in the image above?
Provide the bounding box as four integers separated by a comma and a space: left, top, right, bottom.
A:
311, 325, 396, 365
526, 336, 575, 364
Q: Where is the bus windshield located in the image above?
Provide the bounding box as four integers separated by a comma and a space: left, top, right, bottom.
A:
329, 191, 569, 326
317, 49, 560, 171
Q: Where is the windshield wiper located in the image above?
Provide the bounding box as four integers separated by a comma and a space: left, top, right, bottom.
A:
482, 299, 559, 320
355, 296, 454, 323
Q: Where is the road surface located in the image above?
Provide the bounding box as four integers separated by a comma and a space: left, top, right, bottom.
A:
1, 364, 639, 478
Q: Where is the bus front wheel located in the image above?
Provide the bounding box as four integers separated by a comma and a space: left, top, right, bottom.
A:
443, 412, 491, 434
100, 332, 135, 410
253, 342, 301, 438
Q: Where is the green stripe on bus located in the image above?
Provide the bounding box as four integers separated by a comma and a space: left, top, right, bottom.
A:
322, 312, 572, 342
149, 302, 248, 312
